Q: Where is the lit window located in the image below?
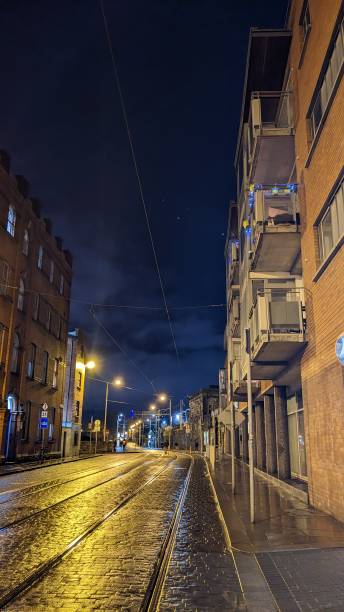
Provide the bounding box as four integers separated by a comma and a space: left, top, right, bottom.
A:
41, 351, 49, 384
6, 205, 16, 237
10, 333, 20, 373
59, 275, 64, 295
27, 343, 36, 379
0, 260, 9, 296
75, 400, 80, 420
318, 177, 344, 263
17, 277, 25, 311
49, 260, 54, 283
52, 358, 59, 389
37, 246, 43, 269
309, 18, 344, 141
22, 229, 29, 256
77, 371, 82, 389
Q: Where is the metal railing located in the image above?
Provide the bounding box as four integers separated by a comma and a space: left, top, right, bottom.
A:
250, 288, 305, 349
248, 91, 294, 159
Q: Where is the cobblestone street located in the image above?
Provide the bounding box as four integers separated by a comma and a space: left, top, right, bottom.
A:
0, 453, 243, 610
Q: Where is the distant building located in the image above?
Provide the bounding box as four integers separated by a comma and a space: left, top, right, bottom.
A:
62, 330, 86, 457
188, 386, 219, 452
224, 1, 344, 521
0, 151, 72, 461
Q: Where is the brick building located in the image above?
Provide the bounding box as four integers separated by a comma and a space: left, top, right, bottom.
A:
62, 329, 87, 458
188, 386, 219, 452
224, 1, 344, 520
0, 151, 73, 461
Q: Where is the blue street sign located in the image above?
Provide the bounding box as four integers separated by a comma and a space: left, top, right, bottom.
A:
129, 409, 134, 418
40, 417, 48, 429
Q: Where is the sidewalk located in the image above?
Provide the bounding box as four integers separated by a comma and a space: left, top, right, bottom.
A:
208, 455, 344, 611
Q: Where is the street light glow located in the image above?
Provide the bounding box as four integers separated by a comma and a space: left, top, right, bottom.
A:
159, 394, 167, 402
114, 377, 124, 387
86, 360, 96, 369
150, 404, 156, 411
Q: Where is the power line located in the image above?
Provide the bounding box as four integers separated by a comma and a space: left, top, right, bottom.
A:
98, 0, 179, 361
90, 306, 157, 393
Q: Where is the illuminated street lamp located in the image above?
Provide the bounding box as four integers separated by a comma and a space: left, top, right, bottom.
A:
114, 377, 123, 387
158, 393, 172, 450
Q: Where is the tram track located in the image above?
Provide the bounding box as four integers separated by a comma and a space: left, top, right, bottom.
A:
0, 456, 145, 505
0, 457, 181, 610
0, 456, 159, 532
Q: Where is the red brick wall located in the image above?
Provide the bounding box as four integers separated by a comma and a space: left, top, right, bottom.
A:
289, 0, 344, 519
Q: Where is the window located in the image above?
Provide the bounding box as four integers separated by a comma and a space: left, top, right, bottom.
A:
22, 229, 29, 256
10, 333, 20, 374
21, 401, 31, 441
6, 205, 16, 237
75, 400, 80, 421
32, 293, 39, 320
46, 307, 51, 331
59, 275, 64, 296
41, 351, 49, 384
27, 343, 36, 379
17, 277, 25, 311
49, 260, 54, 283
300, 1, 311, 44
37, 246, 43, 269
0, 260, 9, 296
74, 432, 79, 446
77, 371, 82, 390
309, 18, 344, 141
52, 358, 59, 389
48, 408, 56, 441
318, 177, 344, 263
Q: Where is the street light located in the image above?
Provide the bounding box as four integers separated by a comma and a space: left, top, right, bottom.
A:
114, 377, 123, 387
158, 393, 172, 450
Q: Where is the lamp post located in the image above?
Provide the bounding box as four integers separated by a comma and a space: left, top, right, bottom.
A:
158, 394, 172, 450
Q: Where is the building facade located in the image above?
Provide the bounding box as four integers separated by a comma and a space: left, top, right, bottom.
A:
225, 1, 344, 521
0, 151, 73, 461
188, 386, 219, 452
62, 329, 86, 458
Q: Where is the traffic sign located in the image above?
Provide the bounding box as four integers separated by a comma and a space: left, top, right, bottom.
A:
40, 417, 48, 429
94, 419, 101, 432
41, 403, 48, 419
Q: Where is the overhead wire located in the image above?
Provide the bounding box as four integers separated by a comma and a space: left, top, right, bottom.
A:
98, 0, 179, 361
0, 279, 225, 311
90, 305, 158, 393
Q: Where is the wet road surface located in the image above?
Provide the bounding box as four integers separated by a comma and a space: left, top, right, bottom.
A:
0, 453, 242, 611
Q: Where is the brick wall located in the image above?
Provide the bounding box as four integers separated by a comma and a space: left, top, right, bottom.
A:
289, 0, 344, 520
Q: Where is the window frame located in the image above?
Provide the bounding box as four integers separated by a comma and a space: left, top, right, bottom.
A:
17, 277, 25, 312
22, 229, 29, 256
21, 401, 31, 441
314, 171, 344, 280
10, 333, 20, 374
37, 246, 43, 270
0, 260, 9, 297
306, 14, 344, 164
41, 351, 49, 385
52, 358, 59, 389
6, 205, 16, 237
27, 343, 37, 380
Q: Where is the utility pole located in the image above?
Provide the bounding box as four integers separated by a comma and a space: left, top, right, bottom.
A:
179, 399, 183, 429
230, 401, 236, 494
103, 382, 109, 443
245, 327, 255, 523
168, 398, 172, 450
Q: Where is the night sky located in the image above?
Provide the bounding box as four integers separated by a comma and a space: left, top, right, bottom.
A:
0, 0, 286, 429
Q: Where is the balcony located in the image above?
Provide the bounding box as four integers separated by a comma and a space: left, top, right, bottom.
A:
249, 289, 307, 379
229, 297, 240, 339
247, 91, 295, 184
250, 185, 300, 272
226, 239, 239, 288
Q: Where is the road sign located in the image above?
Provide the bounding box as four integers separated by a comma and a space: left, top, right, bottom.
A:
40, 417, 48, 429
41, 403, 48, 419
94, 419, 101, 432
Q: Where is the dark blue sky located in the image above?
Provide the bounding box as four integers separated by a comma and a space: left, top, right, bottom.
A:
0, 0, 287, 429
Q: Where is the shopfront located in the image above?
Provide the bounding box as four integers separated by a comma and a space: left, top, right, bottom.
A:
287, 392, 307, 480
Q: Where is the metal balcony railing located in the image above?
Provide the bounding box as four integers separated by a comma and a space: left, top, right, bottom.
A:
248, 91, 294, 161
250, 288, 305, 351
